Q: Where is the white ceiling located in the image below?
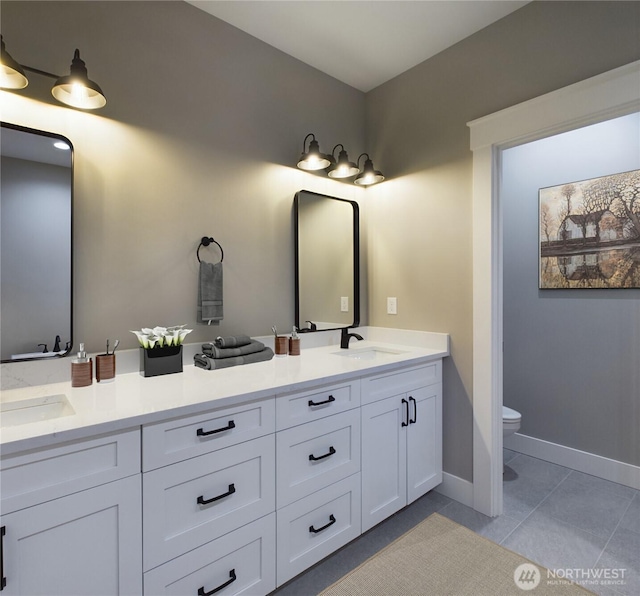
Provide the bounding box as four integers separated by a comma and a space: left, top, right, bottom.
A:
188, 1, 530, 92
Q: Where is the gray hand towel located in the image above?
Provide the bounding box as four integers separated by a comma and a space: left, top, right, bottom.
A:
194, 347, 274, 370
197, 261, 223, 325
202, 340, 265, 359
214, 335, 252, 349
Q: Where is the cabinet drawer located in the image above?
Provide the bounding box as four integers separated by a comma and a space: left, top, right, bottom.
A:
361, 362, 441, 405
143, 397, 275, 471
276, 379, 360, 430
144, 513, 276, 596
276, 474, 361, 586
0, 428, 140, 515
276, 409, 360, 507
143, 434, 275, 571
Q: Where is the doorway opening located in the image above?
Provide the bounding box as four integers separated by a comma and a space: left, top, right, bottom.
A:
502, 112, 640, 488
469, 61, 640, 516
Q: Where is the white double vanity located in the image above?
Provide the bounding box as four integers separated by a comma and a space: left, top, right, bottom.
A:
0, 330, 447, 595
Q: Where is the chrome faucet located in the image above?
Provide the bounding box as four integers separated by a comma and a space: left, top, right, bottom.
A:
340, 327, 364, 349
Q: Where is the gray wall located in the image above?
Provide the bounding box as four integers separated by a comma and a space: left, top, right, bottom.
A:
365, 1, 640, 481
2, 1, 640, 481
0, 0, 366, 355
503, 113, 640, 466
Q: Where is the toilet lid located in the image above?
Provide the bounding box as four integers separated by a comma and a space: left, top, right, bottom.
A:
503, 406, 521, 421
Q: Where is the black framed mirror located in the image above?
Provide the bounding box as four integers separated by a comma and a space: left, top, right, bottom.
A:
1, 122, 73, 362
294, 190, 360, 332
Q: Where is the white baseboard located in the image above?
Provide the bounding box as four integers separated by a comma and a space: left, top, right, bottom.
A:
435, 472, 474, 508
505, 433, 640, 490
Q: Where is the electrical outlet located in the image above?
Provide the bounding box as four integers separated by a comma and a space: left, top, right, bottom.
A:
341, 296, 349, 312
387, 297, 397, 315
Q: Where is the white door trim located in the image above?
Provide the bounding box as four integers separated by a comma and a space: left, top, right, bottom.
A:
468, 60, 640, 517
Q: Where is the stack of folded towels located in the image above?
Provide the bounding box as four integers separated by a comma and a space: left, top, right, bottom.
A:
194, 334, 274, 370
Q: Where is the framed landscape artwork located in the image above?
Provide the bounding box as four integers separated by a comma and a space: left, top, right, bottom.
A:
539, 169, 640, 289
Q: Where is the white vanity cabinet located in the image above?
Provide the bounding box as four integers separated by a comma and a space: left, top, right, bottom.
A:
0, 346, 445, 595
361, 362, 442, 532
141, 398, 277, 595
0, 430, 142, 595
275, 380, 362, 586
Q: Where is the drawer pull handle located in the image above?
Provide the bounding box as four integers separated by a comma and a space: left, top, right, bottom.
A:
197, 483, 236, 505
1, 526, 5, 591
197, 420, 236, 437
309, 514, 336, 534
409, 396, 417, 424
308, 395, 335, 407
309, 446, 336, 461
401, 398, 409, 427
197, 569, 236, 596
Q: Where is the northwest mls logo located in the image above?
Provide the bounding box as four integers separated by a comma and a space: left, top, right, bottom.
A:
514, 563, 541, 590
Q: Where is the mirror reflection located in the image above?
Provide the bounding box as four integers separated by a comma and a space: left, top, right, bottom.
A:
1, 123, 73, 362
295, 190, 360, 332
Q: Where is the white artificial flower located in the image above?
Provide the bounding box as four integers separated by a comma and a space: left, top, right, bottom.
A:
131, 325, 192, 348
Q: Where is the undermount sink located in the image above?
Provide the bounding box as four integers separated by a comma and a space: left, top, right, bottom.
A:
0, 394, 75, 427
332, 346, 407, 360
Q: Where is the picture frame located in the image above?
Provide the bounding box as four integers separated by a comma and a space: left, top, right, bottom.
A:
539, 169, 640, 289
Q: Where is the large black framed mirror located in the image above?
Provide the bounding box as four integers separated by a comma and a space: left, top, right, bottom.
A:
294, 190, 360, 332
1, 122, 73, 362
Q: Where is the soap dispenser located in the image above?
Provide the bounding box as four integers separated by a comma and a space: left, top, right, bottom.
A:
71, 343, 93, 387
289, 327, 300, 356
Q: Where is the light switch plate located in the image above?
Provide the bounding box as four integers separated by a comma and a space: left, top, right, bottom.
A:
341, 296, 349, 312
387, 297, 397, 315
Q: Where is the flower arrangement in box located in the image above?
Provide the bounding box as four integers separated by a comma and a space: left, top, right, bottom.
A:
131, 325, 192, 377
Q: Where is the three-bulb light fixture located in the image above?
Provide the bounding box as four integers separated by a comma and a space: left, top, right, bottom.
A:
297, 133, 384, 186
0, 36, 106, 110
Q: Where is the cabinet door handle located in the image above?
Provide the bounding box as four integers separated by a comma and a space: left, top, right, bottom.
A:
197, 483, 236, 505
409, 396, 417, 424
309, 514, 336, 534
1, 525, 5, 591
197, 569, 236, 596
401, 398, 409, 427
308, 446, 336, 461
196, 420, 235, 437
308, 395, 335, 407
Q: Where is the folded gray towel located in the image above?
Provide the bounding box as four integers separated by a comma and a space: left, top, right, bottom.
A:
214, 335, 252, 349
197, 261, 223, 325
202, 340, 265, 359
194, 347, 274, 370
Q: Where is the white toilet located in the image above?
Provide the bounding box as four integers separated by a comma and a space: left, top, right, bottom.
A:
503, 406, 521, 438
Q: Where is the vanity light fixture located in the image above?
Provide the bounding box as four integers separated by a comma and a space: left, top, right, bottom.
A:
0, 36, 28, 89
295, 134, 385, 186
354, 153, 385, 186
0, 38, 106, 110
51, 49, 106, 110
327, 144, 359, 179
297, 133, 331, 171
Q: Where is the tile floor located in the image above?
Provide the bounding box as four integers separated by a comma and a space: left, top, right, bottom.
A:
274, 451, 639, 596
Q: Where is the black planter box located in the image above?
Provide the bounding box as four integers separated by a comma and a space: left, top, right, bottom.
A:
140, 345, 183, 377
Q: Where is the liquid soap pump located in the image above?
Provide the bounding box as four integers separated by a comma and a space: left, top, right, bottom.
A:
71, 342, 93, 387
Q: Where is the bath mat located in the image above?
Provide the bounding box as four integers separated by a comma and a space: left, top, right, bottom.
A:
319, 513, 593, 595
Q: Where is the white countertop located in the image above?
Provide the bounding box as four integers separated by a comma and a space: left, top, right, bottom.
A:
0, 331, 448, 456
